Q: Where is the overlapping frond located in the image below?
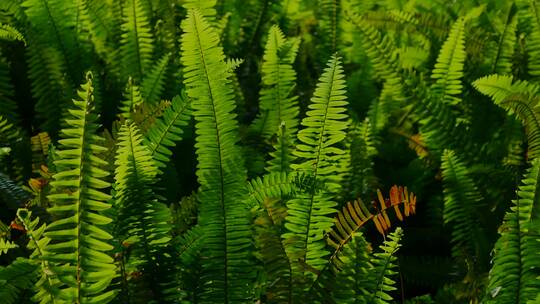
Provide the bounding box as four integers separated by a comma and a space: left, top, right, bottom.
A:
484, 159, 540, 303
348, 14, 403, 101
527, 1, 540, 78
441, 150, 484, 259
474, 75, 540, 159
45, 73, 116, 303
144, 94, 191, 169
181, 10, 253, 302
327, 186, 416, 259
114, 122, 173, 302
265, 122, 296, 174
0, 258, 37, 304
251, 25, 300, 140
284, 54, 349, 285
489, 5, 517, 74
141, 53, 171, 105
118, 78, 144, 119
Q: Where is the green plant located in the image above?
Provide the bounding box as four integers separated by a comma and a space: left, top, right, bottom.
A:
1, 0, 540, 303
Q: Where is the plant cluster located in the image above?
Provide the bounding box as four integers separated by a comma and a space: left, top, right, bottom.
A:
0, 0, 540, 303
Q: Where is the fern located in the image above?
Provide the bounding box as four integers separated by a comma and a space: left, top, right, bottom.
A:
247, 172, 296, 208
317, 0, 341, 59
489, 4, 517, 74
430, 18, 466, 106
266, 122, 297, 173
113, 122, 174, 302
527, 1, 540, 78
0, 23, 25, 43
182, 0, 217, 22
327, 186, 416, 257
119, 78, 144, 119
44, 73, 116, 303
284, 54, 349, 287
250, 25, 300, 140
181, 10, 254, 302
0, 237, 17, 255
484, 159, 540, 303
141, 53, 171, 106
0, 258, 38, 304
17, 208, 62, 303
120, 0, 154, 81
441, 150, 484, 260
366, 227, 403, 304
473, 75, 540, 159
144, 94, 191, 169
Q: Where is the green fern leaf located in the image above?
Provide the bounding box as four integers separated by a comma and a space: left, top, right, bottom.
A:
114, 122, 174, 302
181, 10, 254, 302
144, 94, 191, 169
431, 18, 466, 106
0, 258, 38, 304
141, 53, 171, 106
473, 75, 540, 159
45, 73, 116, 304
485, 159, 540, 303
17, 208, 62, 304
0, 23, 25, 44
266, 122, 297, 174
251, 25, 300, 140
119, 78, 144, 119
441, 150, 484, 259
0, 237, 17, 255
284, 54, 349, 286
120, 0, 154, 81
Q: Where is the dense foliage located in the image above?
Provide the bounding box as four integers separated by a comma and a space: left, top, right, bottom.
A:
0, 0, 539, 303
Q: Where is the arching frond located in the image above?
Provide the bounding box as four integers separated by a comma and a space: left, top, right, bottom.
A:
473, 75, 540, 159
0, 23, 25, 43
45, 73, 116, 303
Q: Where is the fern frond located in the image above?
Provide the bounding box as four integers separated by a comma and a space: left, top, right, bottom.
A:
141, 53, 171, 105
441, 150, 484, 259
144, 94, 191, 169
0, 237, 17, 255
254, 197, 293, 302
365, 227, 403, 304
527, 1, 540, 78
0, 172, 30, 211
251, 25, 300, 140
473, 75, 540, 159
0, 258, 37, 304
31, 132, 50, 174
317, 0, 341, 58
181, 10, 253, 302
17, 208, 62, 303
266, 122, 297, 174
114, 122, 173, 302
247, 172, 296, 209
45, 73, 116, 303
132, 100, 172, 132
120, 0, 154, 81
489, 4, 517, 74
430, 18, 466, 106
284, 55, 349, 285
348, 14, 403, 101
485, 159, 540, 303
0, 23, 25, 43
182, 0, 217, 22
119, 78, 144, 119
327, 186, 416, 259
